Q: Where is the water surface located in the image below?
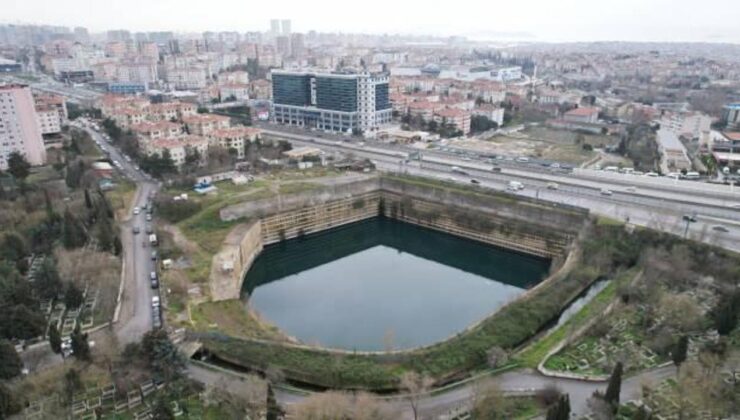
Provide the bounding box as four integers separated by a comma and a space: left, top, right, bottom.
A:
243, 218, 549, 351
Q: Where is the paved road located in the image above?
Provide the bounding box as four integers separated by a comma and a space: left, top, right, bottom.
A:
261, 129, 740, 252
187, 362, 675, 419
80, 124, 161, 344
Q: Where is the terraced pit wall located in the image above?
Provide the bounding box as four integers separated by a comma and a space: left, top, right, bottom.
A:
212, 176, 588, 301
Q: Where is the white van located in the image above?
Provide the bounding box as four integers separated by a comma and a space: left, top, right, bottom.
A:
507, 181, 524, 191
683, 171, 700, 180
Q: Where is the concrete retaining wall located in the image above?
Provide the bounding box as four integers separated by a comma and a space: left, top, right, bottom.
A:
210, 176, 589, 301
209, 221, 263, 301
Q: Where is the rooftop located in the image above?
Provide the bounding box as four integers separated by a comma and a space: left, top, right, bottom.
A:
565, 107, 600, 117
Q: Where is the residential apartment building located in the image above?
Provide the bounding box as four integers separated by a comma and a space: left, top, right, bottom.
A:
271, 70, 392, 134
563, 107, 600, 124
34, 94, 67, 135
130, 121, 183, 141
207, 126, 261, 158
659, 111, 712, 139
433, 108, 471, 134
656, 129, 692, 171
472, 105, 505, 126
0, 84, 46, 169
182, 114, 231, 136
723, 104, 740, 129
142, 135, 208, 166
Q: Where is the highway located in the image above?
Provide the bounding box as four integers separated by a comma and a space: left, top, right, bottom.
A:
259, 127, 740, 252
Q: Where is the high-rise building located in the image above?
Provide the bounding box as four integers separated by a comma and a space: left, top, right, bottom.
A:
275, 36, 291, 56
107, 29, 131, 42
270, 19, 281, 35
290, 33, 305, 57
281, 19, 292, 35
271, 70, 392, 134
0, 84, 46, 169
723, 104, 740, 129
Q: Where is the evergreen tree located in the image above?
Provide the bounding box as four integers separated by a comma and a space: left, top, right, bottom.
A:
97, 217, 115, 253
0, 340, 22, 379
152, 397, 175, 420
84, 188, 93, 209
0, 233, 27, 263
113, 236, 123, 256
672, 335, 689, 371
62, 209, 87, 249
712, 291, 739, 336
0, 383, 22, 418
546, 393, 570, 420
605, 362, 623, 408
48, 323, 62, 354
70, 324, 90, 361
34, 258, 62, 300
64, 282, 84, 309
7, 152, 30, 180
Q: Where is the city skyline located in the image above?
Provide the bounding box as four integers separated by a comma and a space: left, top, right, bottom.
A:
2, 0, 739, 44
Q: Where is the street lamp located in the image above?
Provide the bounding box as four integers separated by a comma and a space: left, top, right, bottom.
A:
682, 213, 697, 239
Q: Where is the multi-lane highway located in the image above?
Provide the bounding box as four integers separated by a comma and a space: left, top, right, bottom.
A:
258, 127, 740, 252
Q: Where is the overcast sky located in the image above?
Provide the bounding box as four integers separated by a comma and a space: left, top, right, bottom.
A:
4, 0, 739, 43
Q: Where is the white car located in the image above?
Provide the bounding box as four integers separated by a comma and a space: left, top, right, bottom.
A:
152, 296, 160, 307
600, 188, 613, 196
133, 207, 140, 215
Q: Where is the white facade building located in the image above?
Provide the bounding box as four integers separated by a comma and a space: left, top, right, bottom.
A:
0, 84, 46, 169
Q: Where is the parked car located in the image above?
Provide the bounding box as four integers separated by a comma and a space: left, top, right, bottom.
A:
145, 224, 153, 234
600, 188, 613, 196
546, 182, 559, 190
146, 214, 152, 222
152, 296, 160, 307
133, 206, 140, 215
133, 226, 140, 234
151, 251, 157, 261
150, 276, 159, 289
470, 179, 480, 185
712, 225, 729, 233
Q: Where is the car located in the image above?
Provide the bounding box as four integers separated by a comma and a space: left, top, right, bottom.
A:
507, 181, 524, 191
728, 203, 740, 209
146, 214, 152, 222
550, 163, 561, 169
491, 166, 502, 173
712, 225, 729, 233
152, 307, 162, 329
133, 226, 140, 234
151, 251, 158, 261
150, 271, 158, 281
546, 182, 559, 190
516, 157, 530, 163
133, 207, 140, 215
152, 296, 160, 307
151, 276, 159, 289
644, 172, 659, 177
625, 186, 637, 193
470, 179, 480, 185
600, 188, 613, 196
145, 224, 153, 234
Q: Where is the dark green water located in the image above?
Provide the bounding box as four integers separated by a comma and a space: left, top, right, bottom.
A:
242, 218, 550, 351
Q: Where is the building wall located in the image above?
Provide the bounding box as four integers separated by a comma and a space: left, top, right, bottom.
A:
0, 85, 46, 169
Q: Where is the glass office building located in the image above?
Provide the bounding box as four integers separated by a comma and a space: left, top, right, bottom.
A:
271, 70, 392, 135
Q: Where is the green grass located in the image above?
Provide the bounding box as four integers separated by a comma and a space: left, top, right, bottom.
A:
190, 300, 286, 341
517, 268, 636, 368
278, 182, 320, 194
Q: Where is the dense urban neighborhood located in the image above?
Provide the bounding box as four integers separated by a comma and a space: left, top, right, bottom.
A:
0, 8, 739, 420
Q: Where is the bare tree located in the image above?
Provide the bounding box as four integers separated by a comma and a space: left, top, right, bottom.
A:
401, 371, 434, 420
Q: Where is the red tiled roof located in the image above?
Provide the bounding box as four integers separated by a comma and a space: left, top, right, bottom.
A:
565, 107, 599, 116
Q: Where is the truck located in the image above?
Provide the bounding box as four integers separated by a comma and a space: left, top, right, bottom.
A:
148, 234, 158, 246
